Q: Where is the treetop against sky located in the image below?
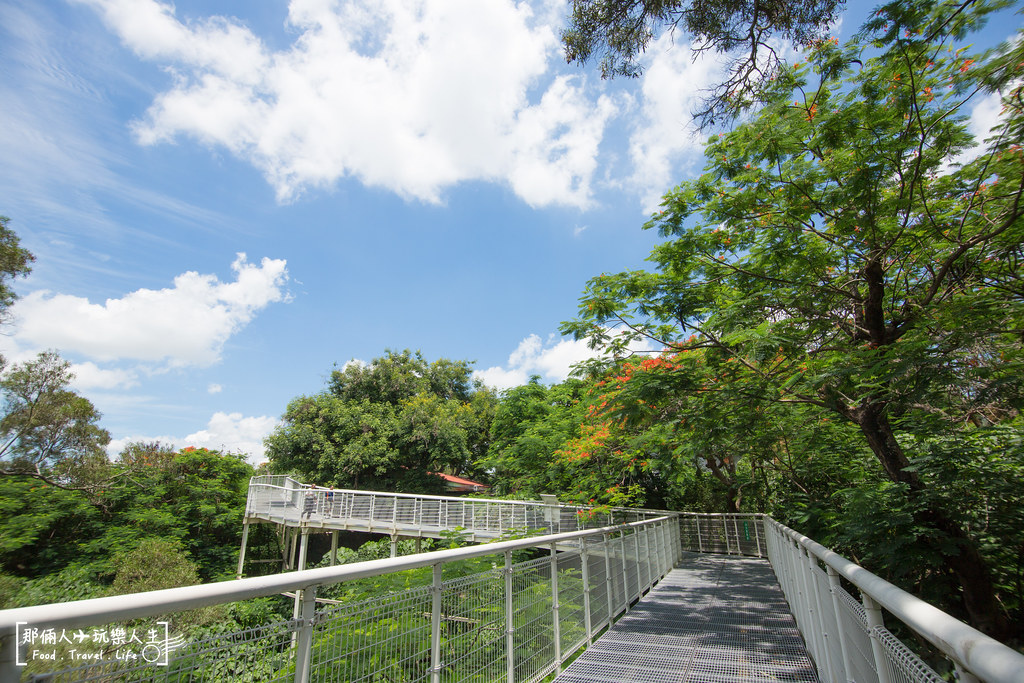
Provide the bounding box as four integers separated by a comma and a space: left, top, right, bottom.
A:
0, 0, 1015, 463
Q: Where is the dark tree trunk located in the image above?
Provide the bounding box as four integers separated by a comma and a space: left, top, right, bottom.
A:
848, 402, 1011, 640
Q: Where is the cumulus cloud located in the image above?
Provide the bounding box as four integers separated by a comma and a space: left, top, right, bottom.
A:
77, 0, 616, 208
69, 362, 140, 391
184, 411, 279, 464
12, 253, 289, 368
107, 411, 279, 465
476, 332, 656, 390
627, 35, 725, 210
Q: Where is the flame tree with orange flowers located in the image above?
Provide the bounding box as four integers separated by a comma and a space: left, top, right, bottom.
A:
563, 0, 1023, 640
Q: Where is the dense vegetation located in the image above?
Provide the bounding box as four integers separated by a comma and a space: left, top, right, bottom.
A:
1, 0, 1021, 657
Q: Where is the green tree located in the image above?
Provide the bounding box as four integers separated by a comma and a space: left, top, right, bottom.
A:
0, 215, 34, 328
0, 445, 255, 586
0, 351, 111, 488
563, 0, 1023, 638
481, 377, 588, 497
89, 445, 254, 581
266, 350, 495, 492
562, 0, 844, 125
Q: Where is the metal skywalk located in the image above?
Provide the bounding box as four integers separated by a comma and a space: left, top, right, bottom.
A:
554, 553, 817, 683
2, 478, 1022, 683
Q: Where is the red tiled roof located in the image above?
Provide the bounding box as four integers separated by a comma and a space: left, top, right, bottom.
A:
436, 472, 489, 488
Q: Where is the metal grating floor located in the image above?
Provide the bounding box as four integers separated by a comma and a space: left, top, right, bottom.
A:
554, 552, 818, 683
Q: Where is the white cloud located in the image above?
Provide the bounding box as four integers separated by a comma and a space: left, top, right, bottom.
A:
107, 411, 279, 465
11, 253, 289, 368
207, 383, 223, 394
628, 34, 725, 210
77, 0, 617, 209
476, 332, 656, 390
69, 362, 140, 390
184, 411, 279, 464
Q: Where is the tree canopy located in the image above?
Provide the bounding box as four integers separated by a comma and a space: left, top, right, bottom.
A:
0, 215, 34, 329
563, 0, 1023, 638
0, 352, 111, 488
562, 0, 845, 126
265, 350, 496, 492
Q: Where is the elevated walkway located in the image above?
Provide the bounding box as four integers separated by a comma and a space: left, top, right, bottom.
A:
555, 553, 816, 683
244, 475, 660, 542
4, 482, 1023, 683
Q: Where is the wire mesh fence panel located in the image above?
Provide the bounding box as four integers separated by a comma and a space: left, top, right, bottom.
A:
732, 518, 764, 557
678, 515, 767, 557
809, 561, 845, 683
309, 585, 434, 682
701, 517, 730, 554
584, 539, 610, 631
555, 551, 587, 658
24, 614, 297, 683
421, 500, 442, 528
623, 534, 640, 605
833, 585, 877, 683
396, 498, 418, 526
438, 567, 508, 683
604, 537, 625, 619
875, 628, 946, 683
641, 527, 654, 589
510, 557, 556, 683
372, 497, 396, 524
350, 494, 373, 522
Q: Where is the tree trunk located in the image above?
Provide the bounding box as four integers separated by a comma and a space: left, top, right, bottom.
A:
849, 402, 1012, 640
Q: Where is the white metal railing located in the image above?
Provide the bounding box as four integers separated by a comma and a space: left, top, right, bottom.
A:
1, 516, 680, 683
245, 476, 659, 540
677, 512, 766, 557
4, 498, 1023, 683
764, 518, 1024, 683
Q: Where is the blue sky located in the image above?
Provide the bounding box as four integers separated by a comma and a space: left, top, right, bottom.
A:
0, 0, 1013, 463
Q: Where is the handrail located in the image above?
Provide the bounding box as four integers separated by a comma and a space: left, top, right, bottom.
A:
247, 475, 666, 517
5, 489, 1022, 683
0, 515, 671, 633
766, 518, 1024, 683
1, 513, 680, 683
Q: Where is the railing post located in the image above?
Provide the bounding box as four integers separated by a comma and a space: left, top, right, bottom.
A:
732, 516, 741, 555
633, 528, 643, 598
292, 584, 318, 683
826, 566, 853, 683
658, 520, 669, 575
649, 523, 660, 582
645, 524, 656, 588
619, 532, 630, 613
796, 545, 820, 662
602, 532, 614, 623
550, 543, 562, 670
1, 631, 19, 683
696, 516, 704, 553
754, 515, 763, 558
236, 520, 250, 579
505, 550, 515, 683
581, 540, 593, 645
431, 563, 443, 683
805, 549, 834, 681
954, 662, 982, 683
292, 529, 311, 622
663, 520, 672, 572
862, 593, 892, 683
